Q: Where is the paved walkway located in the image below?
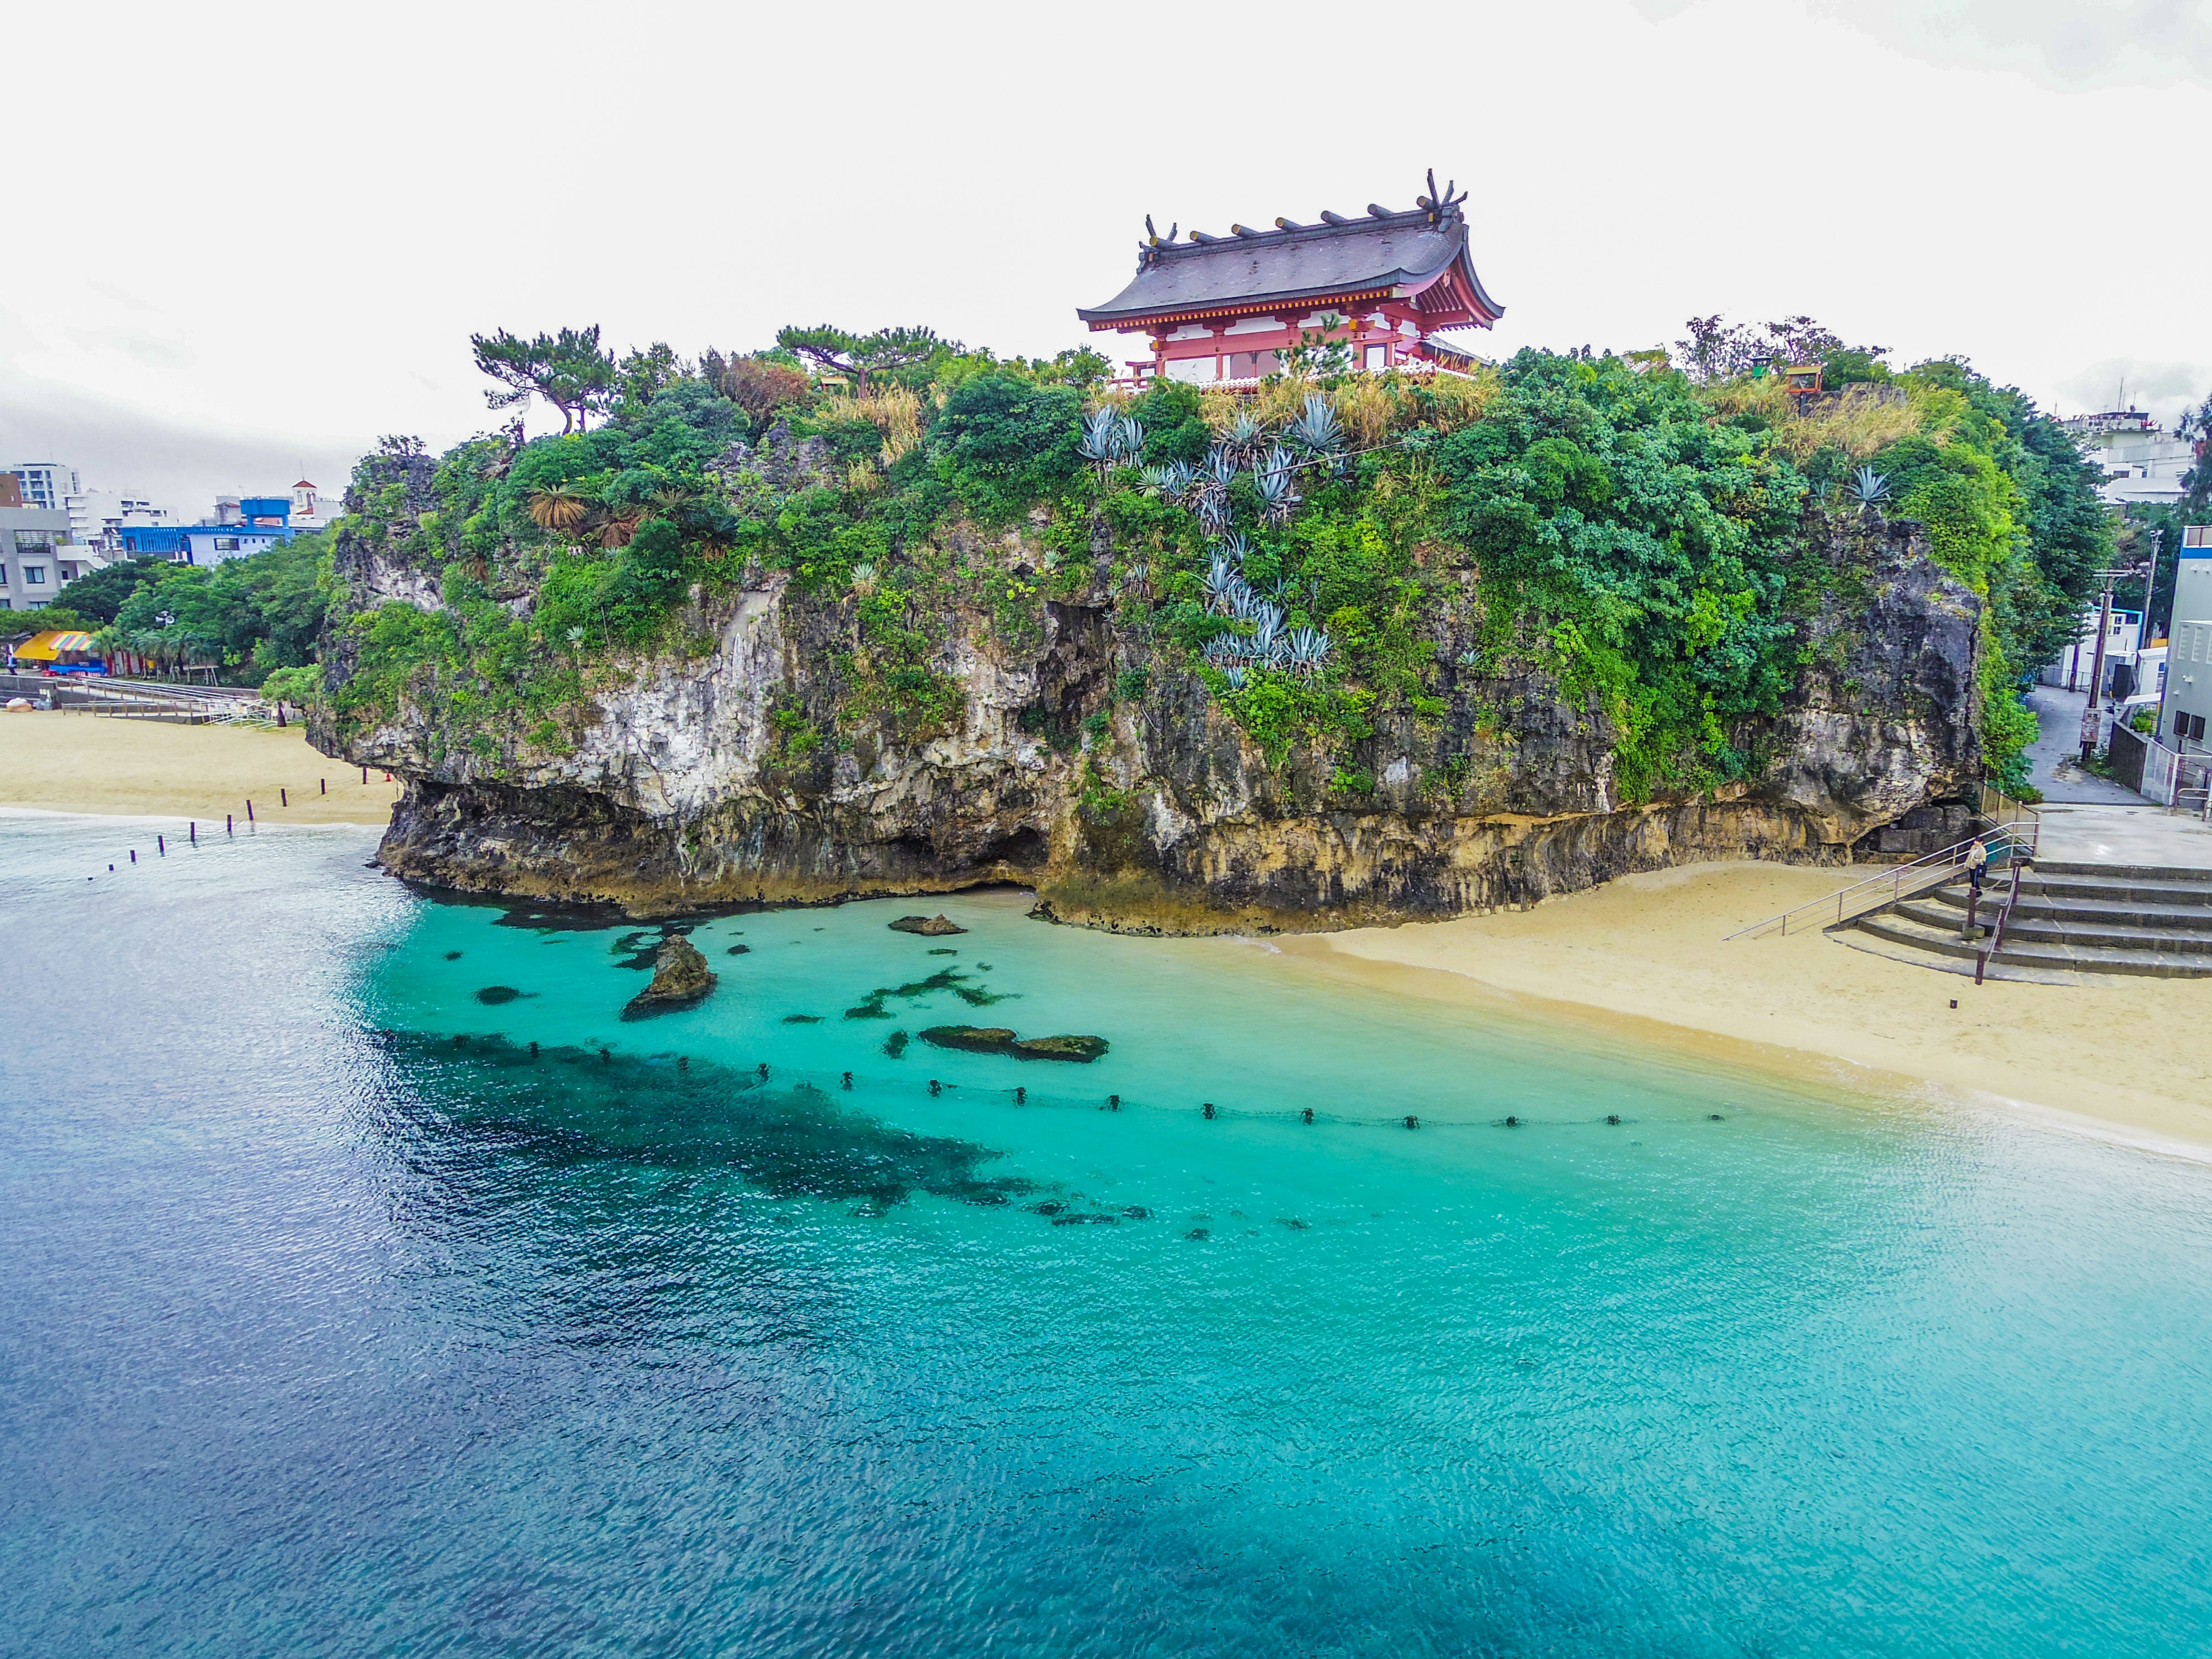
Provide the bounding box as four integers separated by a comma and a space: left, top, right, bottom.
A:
2014, 685, 2212, 867
2036, 802, 2212, 869
2024, 684, 2146, 805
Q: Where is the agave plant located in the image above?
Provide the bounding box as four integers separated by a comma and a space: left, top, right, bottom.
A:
1159, 459, 1198, 500
1119, 559, 1152, 599
1204, 554, 1238, 613
1195, 492, 1233, 537
1224, 664, 1249, 689
1251, 605, 1287, 660
1112, 412, 1146, 465
850, 561, 880, 597
1285, 394, 1345, 466
1850, 465, 1892, 506
1223, 409, 1268, 468
1078, 406, 1123, 474
526, 484, 590, 532
1454, 646, 1483, 669
1217, 531, 1256, 570
1290, 626, 1335, 676
1808, 479, 1832, 505
1255, 445, 1303, 526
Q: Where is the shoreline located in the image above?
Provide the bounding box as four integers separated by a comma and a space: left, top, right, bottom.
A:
1278, 860, 2212, 1160
0, 713, 398, 827
8, 715, 2205, 1156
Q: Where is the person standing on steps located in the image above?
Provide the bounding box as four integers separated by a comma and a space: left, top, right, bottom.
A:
1961, 837, 1989, 942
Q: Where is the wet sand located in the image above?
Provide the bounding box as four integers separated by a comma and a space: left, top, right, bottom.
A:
0, 710, 397, 826
1284, 861, 2212, 1158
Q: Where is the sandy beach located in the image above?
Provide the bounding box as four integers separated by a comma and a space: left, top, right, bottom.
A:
0, 710, 398, 826
1283, 861, 2212, 1158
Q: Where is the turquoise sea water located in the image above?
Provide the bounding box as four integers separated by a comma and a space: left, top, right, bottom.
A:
4, 810, 2210, 1657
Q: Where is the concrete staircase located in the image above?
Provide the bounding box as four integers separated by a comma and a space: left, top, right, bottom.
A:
1849, 861, 2212, 980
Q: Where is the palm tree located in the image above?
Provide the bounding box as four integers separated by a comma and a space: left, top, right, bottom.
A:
527, 485, 590, 532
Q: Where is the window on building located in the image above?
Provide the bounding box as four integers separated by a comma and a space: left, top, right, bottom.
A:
213, 536, 240, 552
1364, 344, 1388, 371
24, 565, 46, 584
0, 564, 8, 584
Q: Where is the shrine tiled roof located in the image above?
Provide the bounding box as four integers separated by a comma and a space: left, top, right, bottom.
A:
1078, 180, 1502, 330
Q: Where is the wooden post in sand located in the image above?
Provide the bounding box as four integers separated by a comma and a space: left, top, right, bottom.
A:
226, 814, 233, 834
281, 788, 288, 807
245, 800, 254, 823
320, 779, 327, 795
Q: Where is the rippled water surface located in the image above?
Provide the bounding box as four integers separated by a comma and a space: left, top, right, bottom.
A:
5, 812, 2210, 1657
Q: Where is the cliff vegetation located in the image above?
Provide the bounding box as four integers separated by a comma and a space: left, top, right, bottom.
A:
304, 316, 2112, 926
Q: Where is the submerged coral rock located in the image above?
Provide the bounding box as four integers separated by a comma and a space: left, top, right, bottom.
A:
919, 1025, 1018, 1054
891, 915, 967, 936
919, 1026, 1108, 1063
622, 935, 717, 1019
1011, 1033, 1108, 1063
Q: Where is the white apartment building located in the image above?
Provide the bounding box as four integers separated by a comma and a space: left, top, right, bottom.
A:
9, 462, 81, 512
69, 490, 172, 551
2061, 411, 2199, 507
0, 505, 74, 611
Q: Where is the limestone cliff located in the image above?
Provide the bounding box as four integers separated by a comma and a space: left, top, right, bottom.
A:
313, 448, 1981, 932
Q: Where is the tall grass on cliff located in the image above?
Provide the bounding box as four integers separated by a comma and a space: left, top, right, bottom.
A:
323, 320, 2107, 798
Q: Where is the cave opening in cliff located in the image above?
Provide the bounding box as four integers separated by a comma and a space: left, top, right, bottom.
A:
982, 827, 1048, 870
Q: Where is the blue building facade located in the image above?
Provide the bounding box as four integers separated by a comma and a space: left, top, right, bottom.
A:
116, 498, 306, 566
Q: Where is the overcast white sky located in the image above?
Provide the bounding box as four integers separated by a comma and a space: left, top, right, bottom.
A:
5, 0, 2209, 516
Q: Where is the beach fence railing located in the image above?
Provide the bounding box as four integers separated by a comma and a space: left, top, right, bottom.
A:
3, 673, 263, 724
1723, 829, 2032, 943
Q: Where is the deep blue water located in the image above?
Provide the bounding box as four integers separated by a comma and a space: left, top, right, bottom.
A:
3, 810, 2209, 1657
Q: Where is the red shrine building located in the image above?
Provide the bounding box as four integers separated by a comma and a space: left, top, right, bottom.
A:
1077, 172, 1503, 387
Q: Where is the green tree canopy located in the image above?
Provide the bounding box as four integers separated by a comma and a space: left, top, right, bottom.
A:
470, 325, 619, 433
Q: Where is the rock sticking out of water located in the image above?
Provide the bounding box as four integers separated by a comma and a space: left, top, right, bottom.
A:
622, 936, 718, 1020
919, 1025, 1109, 1063
891, 914, 966, 936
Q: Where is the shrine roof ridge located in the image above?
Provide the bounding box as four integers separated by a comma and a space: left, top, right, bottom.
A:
1078, 173, 1502, 331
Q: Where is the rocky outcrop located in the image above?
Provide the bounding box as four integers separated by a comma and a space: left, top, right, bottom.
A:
317, 469, 1981, 933
890, 915, 966, 935
622, 935, 717, 1018
919, 1027, 1110, 1062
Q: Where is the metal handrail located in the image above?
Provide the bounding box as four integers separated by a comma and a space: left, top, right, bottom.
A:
1976, 857, 2028, 983
1724, 830, 2028, 942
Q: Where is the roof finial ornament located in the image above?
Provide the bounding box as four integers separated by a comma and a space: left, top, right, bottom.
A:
1138, 213, 1179, 268
1415, 168, 1468, 227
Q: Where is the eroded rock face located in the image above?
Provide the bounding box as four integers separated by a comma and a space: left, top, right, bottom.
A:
317, 491, 1982, 934
890, 915, 966, 936
622, 935, 717, 1018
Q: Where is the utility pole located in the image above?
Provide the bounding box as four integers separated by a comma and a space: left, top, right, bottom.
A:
2081, 569, 2120, 764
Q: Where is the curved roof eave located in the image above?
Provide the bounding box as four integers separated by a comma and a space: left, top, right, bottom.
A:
1079, 257, 1461, 328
